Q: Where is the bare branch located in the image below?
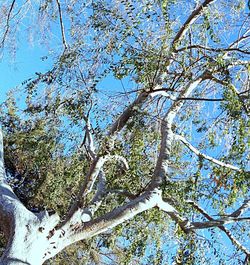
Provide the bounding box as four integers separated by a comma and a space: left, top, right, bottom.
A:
47, 189, 162, 260
229, 199, 250, 218
55, 0, 68, 50
0, 0, 16, 49
211, 77, 250, 115
82, 117, 96, 161
175, 134, 242, 172
150, 74, 205, 189
176, 44, 250, 55
0, 129, 5, 183
187, 200, 250, 256
171, 0, 217, 49
157, 198, 191, 232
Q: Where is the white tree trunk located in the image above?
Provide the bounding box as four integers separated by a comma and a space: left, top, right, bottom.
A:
0, 192, 61, 265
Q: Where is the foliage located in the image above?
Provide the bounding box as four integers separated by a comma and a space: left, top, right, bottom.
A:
0, 0, 249, 264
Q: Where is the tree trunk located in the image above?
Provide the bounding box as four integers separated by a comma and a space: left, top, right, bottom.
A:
1, 219, 45, 265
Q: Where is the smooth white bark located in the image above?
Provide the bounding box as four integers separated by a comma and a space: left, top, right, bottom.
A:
175, 134, 242, 171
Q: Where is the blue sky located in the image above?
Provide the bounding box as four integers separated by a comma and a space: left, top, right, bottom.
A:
0, 42, 53, 104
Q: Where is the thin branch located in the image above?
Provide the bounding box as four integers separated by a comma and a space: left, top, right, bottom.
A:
229, 199, 250, 218
211, 76, 250, 115
82, 116, 96, 161
0, 129, 5, 182
176, 45, 250, 55
187, 200, 250, 256
190, 218, 250, 229
177, 97, 224, 101
175, 134, 242, 172
55, 0, 68, 50
239, 89, 250, 95
229, 28, 250, 49
0, 0, 16, 48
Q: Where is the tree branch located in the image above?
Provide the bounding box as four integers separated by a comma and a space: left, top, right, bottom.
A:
211, 76, 250, 115
80, 170, 106, 222
151, 90, 224, 101
187, 200, 250, 256
157, 198, 191, 232
175, 134, 242, 172
150, 74, 206, 189
45, 189, 162, 261
81, 117, 96, 161
176, 44, 250, 55
55, 0, 68, 50
0, 0, 16, 49
229, 199, 250, 218
171, 0, 216, 49
0, 129, 5, 183
108, 92, 148, 136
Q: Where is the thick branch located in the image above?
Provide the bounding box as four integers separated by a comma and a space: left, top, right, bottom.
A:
175, 134, 242, 172
45, 189, 162, 260
108, 92, 148, 135
171, 0, 216, 49
150, 75, 205, 188
157, 198, 191, 232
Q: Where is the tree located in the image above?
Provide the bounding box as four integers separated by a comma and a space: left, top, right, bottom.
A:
0, 0, 249, 264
